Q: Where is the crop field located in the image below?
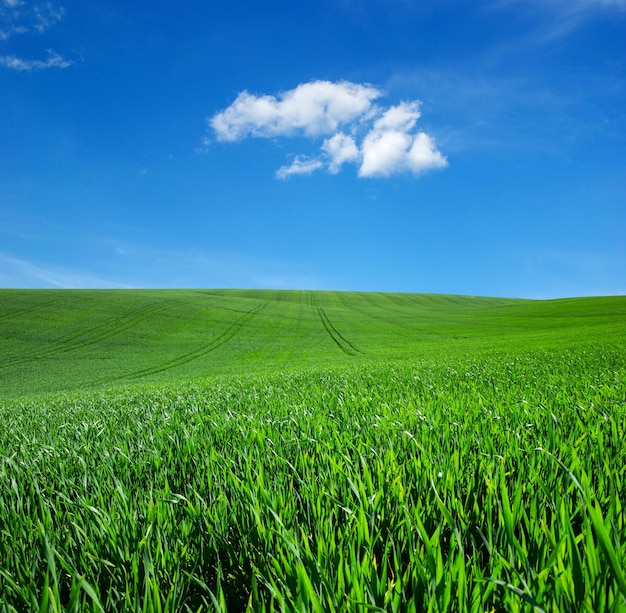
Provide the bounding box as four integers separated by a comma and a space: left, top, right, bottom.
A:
0, 290, 625, 611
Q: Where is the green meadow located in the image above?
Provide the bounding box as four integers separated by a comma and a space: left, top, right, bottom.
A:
0, 290, 625, 611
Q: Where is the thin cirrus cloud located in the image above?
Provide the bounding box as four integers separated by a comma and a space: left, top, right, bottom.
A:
489, 0, 626, 41
0, 0, 71, 70
0, 49, 70, 70
208, 80, 448, 179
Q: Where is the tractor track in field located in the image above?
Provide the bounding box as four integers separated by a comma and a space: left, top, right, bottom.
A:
285, 300, 309, 363
0, 295, 217, 370
123, 300, 270, 380
0, 294, 73, 322
332, 291, 444, 337
237, 295, 292, 361
316, 306, 361, 356
336, 292, 353, 310
305, 291, 361, 356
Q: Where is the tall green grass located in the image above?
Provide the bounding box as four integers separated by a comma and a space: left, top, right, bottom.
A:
1, 346, 624, 611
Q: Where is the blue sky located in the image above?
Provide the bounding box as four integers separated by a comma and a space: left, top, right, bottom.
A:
1, 0, 624, 297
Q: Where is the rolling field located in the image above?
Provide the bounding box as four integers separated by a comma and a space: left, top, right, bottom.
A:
1, 289, 624, 398
0, 290, 625, 611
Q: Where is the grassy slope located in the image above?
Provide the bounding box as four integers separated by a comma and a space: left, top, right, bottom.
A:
1, 291, 625, 610
1, 289, 624, 398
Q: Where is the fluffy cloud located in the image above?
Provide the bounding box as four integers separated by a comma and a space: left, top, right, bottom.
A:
209, 80, 447, 179
211, 80, 382, 141
373, 101, 420, 131
322, 133, 360, 174
360, 103, 447, 177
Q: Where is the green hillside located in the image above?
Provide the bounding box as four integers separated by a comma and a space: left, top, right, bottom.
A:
1, 290, 625, 611
1, 289, 624, 398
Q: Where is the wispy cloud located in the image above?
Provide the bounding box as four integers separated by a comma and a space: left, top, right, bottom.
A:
276, 156, 324, 179
387, 63, 625, 160
0, 245, 324, 290
488, 0, 626, 40
106, 243, 324, 290
0, 252, 128, 289
32, 0, 64, 33
0, 0, 71, 70
208, 80, 447, 179
521, 248, 626, 299
488, 0, 626, 14
0, 48, 70, 70
1, 0, 64, 37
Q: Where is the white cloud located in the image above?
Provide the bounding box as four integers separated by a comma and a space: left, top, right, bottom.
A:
0, 49, 71, 70
276, 156, 324, 179
210, 80, 447, 179
322, 133, 360, 173
32, 1, 64, 33
358, 101, 447, 177
360, 128, 413, 177
407, 133, 448, 173
0, 1, 70, 71
373, 101, 420, 131
211, 80, 382, 141
0, 0, 63, 37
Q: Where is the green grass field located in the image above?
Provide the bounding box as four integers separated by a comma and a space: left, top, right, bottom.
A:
1, 289, 624, 398
0, 290, 625, 611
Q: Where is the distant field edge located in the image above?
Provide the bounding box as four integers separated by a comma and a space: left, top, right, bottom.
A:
1, 289, 624, 400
